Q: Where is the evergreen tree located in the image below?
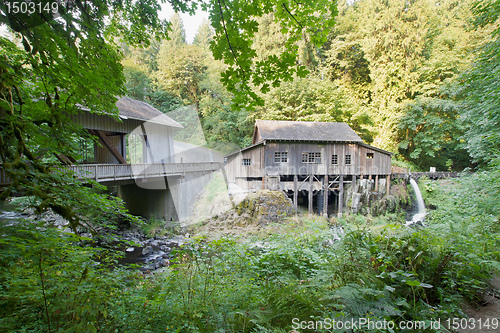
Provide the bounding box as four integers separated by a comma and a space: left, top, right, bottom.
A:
193, 18, 215, 48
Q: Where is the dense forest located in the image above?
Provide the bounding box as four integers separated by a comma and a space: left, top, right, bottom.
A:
120, 0, 499, 172
1, 0, 500, 331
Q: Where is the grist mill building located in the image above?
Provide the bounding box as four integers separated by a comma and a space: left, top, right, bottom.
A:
224, 120, 393, 217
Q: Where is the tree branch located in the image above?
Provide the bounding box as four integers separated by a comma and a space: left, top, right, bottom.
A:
282, 3, 304, 30
217, 0, 245, 75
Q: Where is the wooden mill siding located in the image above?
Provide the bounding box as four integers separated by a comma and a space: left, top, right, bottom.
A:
225, 120, 392, 196
227, 141, 391, 179
225, 144, 264, 181
356, 144, 391, 175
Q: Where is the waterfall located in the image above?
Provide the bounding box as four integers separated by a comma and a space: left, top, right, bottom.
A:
406, 178, 426, 226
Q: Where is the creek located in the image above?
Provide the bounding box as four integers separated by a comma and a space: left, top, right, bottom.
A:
0, 199, 186, 272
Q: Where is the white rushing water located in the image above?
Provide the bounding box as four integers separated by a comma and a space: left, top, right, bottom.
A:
406, 178, 426, 226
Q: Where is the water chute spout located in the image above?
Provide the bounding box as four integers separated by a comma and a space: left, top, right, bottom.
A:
406, 178, 426, 226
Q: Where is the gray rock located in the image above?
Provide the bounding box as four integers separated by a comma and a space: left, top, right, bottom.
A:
125, 247, 135, 253
142, 246, 154, 256
160, 245, 171, 252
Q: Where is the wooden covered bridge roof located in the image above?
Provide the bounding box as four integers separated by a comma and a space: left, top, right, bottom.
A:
75, 96, 182, 134
115, 97, 182, 128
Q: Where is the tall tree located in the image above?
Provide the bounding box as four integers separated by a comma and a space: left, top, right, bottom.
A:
193, 18, 215, 48
156, 22, 207, 106
396, 0, 489, 170
167, 13, 187, 46
459, 0, 500, 166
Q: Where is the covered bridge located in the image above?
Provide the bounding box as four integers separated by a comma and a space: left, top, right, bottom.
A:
74, 96, 182, 165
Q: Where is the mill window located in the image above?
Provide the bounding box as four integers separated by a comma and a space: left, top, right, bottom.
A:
274, 152, 288, 163
302, 152, 321, 164
242, 158, 251, 166
331, 154, 338, 165
346, 154, 352, 165
367, 153, 374, 159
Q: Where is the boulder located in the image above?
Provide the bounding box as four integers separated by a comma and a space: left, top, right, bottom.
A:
142, 246, 154, 256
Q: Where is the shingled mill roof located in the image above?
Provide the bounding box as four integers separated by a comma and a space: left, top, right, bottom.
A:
253, 120, 363, 143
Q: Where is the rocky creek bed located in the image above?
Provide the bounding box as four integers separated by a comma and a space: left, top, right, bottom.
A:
0, 202, 190, 273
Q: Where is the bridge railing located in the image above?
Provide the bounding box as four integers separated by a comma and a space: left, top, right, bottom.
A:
0, 163, 221, 186
65, 162, 222, 182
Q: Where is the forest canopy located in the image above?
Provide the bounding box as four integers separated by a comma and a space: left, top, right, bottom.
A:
118, 0, 500, 172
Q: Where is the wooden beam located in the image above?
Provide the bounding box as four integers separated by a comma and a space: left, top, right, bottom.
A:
90, 129, 127, 164
67, 155, 77, 164
323, 175, 328, 218
293, 174, 298, 212
338, 175, 344, 218
121, 134, 127, 162
308, 174, 313, 215
53, 153, 71, 165
375, 175, 379, 192
386, 175, 390, 196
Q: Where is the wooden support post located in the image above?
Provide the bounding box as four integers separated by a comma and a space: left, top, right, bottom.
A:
308, 175, 313, 215
293, 174, 298, 212
90, 129, 127, 164
121, 134, 127, 162
323, 175, 329, 218
337, 175, 344, 218
375, 175, 379, 192
360, 174, 364, 180
386, 175, 390, 196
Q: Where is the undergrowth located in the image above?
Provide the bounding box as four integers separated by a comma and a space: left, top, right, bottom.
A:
1, 170, 499, 332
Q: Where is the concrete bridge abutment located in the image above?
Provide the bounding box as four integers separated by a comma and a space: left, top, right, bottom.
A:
117, 170, 217, 223
118, 179, 179, 222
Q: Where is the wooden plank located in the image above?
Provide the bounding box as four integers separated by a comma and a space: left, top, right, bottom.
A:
308, 174, 313, 215
323, 175, 328, 218
338, 175, 344, 218
90, 129, 127, 164
375, 175, 379, 192
293, 174, 298, 212
386, 175, 390, 196
121, 134, 127, 162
